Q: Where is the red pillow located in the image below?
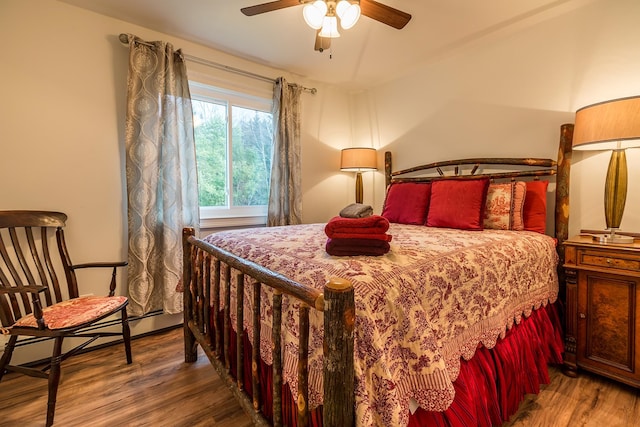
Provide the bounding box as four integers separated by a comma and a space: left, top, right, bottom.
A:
381, 182, 431, 225
426, 178, 490, 230
523, 180, 549, 234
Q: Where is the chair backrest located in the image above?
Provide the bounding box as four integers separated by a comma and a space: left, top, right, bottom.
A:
0, 210, 78, 328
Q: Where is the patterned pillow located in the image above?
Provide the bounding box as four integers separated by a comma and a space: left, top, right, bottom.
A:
13, 296, 128, 330
483, 181, 526, 230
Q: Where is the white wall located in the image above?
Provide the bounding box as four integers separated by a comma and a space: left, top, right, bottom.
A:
0, 0, 351, 363
354, 0, 640, 236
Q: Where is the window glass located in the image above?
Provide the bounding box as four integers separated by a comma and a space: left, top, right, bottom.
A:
190, 82, 273, 224
231, 106, 273, 206
192, 98, 227, 207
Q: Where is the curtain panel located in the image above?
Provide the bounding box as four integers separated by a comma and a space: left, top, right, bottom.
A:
267, 78, 303, 226
123, 34, 199, 315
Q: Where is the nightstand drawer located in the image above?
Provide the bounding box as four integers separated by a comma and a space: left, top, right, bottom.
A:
578, 251, 640, 272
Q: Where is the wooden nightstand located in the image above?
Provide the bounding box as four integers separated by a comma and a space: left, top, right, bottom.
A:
563, 235, 640, 387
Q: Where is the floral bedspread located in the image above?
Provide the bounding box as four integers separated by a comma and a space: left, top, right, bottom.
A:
204, 223, 558, 426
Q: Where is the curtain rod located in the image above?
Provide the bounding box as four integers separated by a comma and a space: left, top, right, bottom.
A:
118, 33, 317, 95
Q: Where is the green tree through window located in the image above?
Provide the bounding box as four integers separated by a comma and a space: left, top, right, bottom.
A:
191, 88, 273, 215
193, 99, 227, 207
232, 106, 273, 206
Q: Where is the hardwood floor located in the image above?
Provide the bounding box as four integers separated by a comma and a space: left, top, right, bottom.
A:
0, 328, 252, 427
504, 366, 640, 427
1, 327, 639, 426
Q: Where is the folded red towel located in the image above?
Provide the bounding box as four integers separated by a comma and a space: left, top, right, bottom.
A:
327, 232, 392, 242
325, 215, 390, 237
325, 238, 390, 257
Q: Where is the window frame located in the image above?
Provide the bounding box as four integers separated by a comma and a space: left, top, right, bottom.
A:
189, 81, 273, 228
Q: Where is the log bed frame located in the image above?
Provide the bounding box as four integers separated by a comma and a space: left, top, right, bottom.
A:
182, 124, 575, 427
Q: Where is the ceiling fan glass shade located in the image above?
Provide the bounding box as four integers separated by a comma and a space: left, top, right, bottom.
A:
336, 1, 361, 29
303, 1, 327, 29
319, 16, 341, 38
573, 95, 640, 242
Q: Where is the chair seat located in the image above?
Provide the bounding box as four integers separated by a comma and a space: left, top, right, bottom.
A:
13, 296, 128, 330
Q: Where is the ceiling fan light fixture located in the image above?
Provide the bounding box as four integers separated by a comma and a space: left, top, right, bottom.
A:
303, 0, 327, 30
336, 1, 360, 30
319, 15, 340, 38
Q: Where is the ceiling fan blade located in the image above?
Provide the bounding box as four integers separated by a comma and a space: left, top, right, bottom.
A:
360, 0, 412, 29
314, 29, 331, 52
241, 0, 302, 16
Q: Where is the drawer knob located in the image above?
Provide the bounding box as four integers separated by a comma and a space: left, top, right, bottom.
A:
606, 258, 613, 264
579, 312, 586, 319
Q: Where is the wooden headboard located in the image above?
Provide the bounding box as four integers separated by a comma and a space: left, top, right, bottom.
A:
383, 123, 574, 281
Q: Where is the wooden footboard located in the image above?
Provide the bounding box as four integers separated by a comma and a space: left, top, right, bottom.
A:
182, 228, 355, 427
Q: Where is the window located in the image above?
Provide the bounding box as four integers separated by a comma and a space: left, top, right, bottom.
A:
190, 82, 273, 227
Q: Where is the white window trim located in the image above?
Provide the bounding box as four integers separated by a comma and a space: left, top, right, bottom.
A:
200, 215, 267, 229
190, 81, 273, 229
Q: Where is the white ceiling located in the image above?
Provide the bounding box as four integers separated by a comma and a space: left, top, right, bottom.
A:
58, 0, 590, 90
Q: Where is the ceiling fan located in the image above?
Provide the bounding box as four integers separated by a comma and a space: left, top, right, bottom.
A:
241, 0, 412, 52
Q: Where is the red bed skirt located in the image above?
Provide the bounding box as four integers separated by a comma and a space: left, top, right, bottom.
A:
220, 301, 564, 426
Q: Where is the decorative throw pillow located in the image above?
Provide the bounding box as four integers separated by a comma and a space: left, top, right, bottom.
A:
511, 181, 526, 231
523, 180, 549, 234
483, 181, 527, 230
381, 182, 431, 225
426, 178, 490, 230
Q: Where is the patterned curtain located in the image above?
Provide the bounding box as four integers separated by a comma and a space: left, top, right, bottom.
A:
267, 78, 303, 226
123, 34, 199, 315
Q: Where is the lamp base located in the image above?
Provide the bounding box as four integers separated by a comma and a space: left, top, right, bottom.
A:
355, 172, 363, 204
591, 232, 634, 245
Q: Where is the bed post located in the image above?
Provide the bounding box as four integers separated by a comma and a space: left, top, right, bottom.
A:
555, 123, 574, 297
183, 227, 198, 363
322, 277, 355, 427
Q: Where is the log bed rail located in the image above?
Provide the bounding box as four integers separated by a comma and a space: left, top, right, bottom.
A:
385, 156, 558, 187
182, 228, 355, 427
182, 123, 575, 427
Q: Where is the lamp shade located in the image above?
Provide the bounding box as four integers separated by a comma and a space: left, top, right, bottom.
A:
340, 148, 377, 171
573, 95, 640, 151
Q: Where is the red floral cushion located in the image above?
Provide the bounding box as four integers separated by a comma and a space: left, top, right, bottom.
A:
523, 180, 549, 234
382, 182, 432, 225
13, 296, 128, 330
426, 178, 490, 230
483, 181, 526, 230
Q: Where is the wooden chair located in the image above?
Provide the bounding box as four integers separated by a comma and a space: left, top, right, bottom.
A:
0, 210, 132, 426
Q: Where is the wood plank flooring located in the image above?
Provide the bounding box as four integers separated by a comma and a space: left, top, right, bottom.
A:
1, 327, 639, 426
0, 328, 252, 427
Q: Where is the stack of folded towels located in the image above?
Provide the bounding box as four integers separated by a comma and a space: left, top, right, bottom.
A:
324, 203, 392, 256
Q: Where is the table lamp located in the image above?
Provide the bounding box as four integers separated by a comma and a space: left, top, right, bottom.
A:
340, 148, 377, 204
573, 95, 640, 244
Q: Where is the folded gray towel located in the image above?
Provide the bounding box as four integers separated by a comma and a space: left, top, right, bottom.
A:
339, 203, 374, 218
